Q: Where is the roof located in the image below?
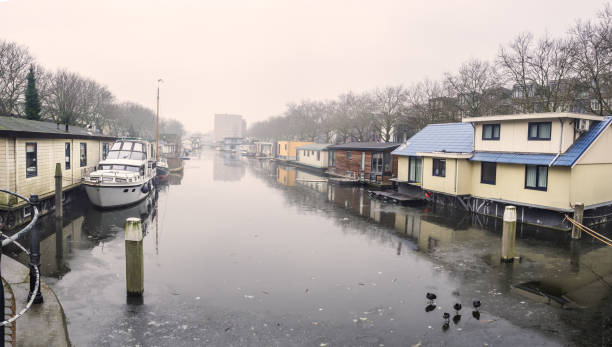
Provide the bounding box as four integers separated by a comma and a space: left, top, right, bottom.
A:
552, 116, 612, 166
470, 116, 612, 166
470, 152, 556, 165
296, 143, 330, 151
0, 116, 115, 140
462, 112, 603, 123
392, 123, 474, 156
328, 142, 401, 151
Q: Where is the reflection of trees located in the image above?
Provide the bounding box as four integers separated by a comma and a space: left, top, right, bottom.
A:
246, 159, 612, 346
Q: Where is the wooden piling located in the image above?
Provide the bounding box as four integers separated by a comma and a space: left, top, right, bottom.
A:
571, 202, 584, 240
125, 218, 144, 297
501, 206, 516, 263
54, 163, 62, 220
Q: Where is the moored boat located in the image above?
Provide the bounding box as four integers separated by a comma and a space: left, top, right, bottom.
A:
83, 139, 155, 208
156, 158, 170, 180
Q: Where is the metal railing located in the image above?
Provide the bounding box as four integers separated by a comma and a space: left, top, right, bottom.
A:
0, 189, 44, 347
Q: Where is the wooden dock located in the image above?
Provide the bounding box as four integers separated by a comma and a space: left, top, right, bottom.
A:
328, 177, 360, 186
367, 190, 425, 205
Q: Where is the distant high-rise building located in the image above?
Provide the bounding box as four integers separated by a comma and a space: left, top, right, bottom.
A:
214, 114, 246, 142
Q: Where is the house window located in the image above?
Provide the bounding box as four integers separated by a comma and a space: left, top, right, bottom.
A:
346, 151, 352, 160
284, 144, 287, 150
432, 158, 446, 177
482, 124, 500, 140
371, 153, 383, 173
102, 143, 109, 160
408, 156, 422, 183
80, 143, 87, 167
25, 142, 37, 178
481, 162, 496, 184
525, 165, 548, 191
329, 151, 336, 167
317, 151, 320, 161
528, 122, 552, 140
65, 142, 71, 170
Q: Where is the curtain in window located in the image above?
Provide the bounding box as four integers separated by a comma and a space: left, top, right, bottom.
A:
493, 125, 500, 138
409, 157, 416, 181
483, 125, 492, 138
538, 166, 547, 188
526, 165, 537, 187
529, 125, 538, 138
540, 123, 551, 138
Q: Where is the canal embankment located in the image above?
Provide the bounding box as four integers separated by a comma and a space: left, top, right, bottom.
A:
2, 254, 70, 346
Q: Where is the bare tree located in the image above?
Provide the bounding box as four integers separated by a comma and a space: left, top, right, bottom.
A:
571, 6, 612, 115
374, 85, 407, 142
0, 40, 34, 115
445, 59, 501, 117
528, 35, 577, 112
498, 33, 535, 113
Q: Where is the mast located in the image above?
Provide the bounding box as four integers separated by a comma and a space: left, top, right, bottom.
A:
156, 79, 162, 161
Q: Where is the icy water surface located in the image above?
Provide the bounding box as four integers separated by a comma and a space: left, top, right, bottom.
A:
13, 151, 612, 346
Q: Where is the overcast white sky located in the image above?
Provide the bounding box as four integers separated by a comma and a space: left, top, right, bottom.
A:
0, 0, 607, 132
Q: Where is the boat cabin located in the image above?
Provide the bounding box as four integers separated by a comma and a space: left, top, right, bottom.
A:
327, 142, 400, 185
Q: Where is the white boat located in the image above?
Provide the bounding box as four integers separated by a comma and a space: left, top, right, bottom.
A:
83, 139, 156, 208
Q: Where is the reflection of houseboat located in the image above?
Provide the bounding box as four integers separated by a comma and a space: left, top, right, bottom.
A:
83, 139, 155, 208
277, 166, 297, 186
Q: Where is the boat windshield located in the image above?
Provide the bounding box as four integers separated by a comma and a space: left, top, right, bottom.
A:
106, 141, 148, 160
99, 164, 141, 172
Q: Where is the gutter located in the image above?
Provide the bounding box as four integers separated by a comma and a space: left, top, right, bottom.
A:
548, 119, 563, 167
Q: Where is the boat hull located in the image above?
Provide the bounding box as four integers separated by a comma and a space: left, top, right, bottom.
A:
156, 166, 170, 179
84, 180, 152, 209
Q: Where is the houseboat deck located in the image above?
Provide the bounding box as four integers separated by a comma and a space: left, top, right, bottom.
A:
367, 190, 426, 205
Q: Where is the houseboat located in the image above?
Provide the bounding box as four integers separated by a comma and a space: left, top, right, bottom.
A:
327, 142, 400, 186
276, 141, 313, 161
0, 116, 115, 229
255, 142, 274, 158
222, 137, 243, 152
83, 139, 155, 208
392, 112, 612, 230
293, 143, 330, 172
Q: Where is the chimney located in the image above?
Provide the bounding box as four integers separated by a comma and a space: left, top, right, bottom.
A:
65, 124, 69, 132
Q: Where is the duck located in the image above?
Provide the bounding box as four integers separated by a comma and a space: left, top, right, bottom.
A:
442, 312, 450, 321
473, 300, 481, 311
426, 292, 437, 304
453, 303, 462, 312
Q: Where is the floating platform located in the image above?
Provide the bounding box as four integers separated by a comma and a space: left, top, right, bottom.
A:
328, 177, 360, 186
367, 190, 426, 205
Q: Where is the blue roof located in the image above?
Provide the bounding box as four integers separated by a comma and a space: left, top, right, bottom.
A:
552, 116, 612, 166
392, 123, 474, 156
471, 152, 556, 165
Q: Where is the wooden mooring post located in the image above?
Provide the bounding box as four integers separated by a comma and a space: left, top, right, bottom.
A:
54, 163, 63, 220
125, 218, 144, 297
501, 206, 516, 263
571, 202, 584, 240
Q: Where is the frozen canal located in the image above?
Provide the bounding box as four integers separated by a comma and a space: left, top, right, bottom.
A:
12, 151, 612, 346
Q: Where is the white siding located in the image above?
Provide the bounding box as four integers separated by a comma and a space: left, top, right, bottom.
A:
296, 149, 328, 168
7, 137, 107, 203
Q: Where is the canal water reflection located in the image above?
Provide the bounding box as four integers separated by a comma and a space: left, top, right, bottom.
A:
10, 151, 611, 346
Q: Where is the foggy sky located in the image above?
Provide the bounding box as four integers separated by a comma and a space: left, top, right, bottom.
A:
0, 0, 606, 132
